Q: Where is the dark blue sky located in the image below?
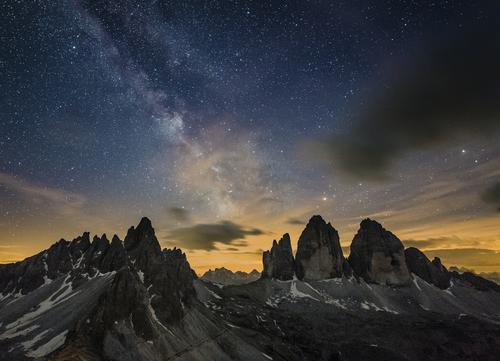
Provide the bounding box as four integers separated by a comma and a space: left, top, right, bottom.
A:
1, 1, 500, 272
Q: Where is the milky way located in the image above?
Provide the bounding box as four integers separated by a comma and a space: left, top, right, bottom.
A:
1, 1, 500, 273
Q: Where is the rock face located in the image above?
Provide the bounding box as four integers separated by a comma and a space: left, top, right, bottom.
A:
295, 215, 346, 280
202, 267, 261, 285
262, 233, 295, 280
348, 219, 411, 286
0, 217, 201, 360
405, 247, 451, 289
123, 218, 195, 323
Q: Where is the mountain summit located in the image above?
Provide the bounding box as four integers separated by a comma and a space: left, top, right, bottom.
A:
295, 215, 347, 280
2, 216, 500, 361
348, 218, 411, 286
0, 218, 271, 361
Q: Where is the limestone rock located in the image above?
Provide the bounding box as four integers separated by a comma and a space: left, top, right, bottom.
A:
348, 219, 411, 286
262, 233, 295, 280
202, 267, 261, 285
295, 215, 345, 280
405, 247, 451, 289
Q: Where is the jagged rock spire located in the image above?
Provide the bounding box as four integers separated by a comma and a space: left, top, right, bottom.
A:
405, 247, 451, 289
295, 215, 346, 280
262, 233, 295, 280
348, 219, 411, 286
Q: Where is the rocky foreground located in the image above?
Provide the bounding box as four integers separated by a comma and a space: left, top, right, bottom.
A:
1, 216, 500, 360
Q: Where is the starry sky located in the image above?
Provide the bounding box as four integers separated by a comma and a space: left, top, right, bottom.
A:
1, 0, 500, 275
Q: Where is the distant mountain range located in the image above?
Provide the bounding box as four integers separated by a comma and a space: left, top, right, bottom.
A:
1, 216, 500, 360
201, 268, 260, 286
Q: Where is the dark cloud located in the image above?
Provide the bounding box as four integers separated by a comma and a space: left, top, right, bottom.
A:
286, 217, 305, 225
165, 221, 264, 251
481, 183, 500, 211
168, 207, 190, 222
314, 25, 500, 180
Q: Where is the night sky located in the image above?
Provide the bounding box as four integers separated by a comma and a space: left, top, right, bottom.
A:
1, 0, 500, 274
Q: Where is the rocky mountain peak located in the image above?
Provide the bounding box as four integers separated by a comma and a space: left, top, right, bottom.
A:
202, 267, 261, 285
295, 215, 346, 280
111, 234, 121, 244
348, 219, 411, 286
68, 232, 91, 256
405, 247, 451, 289
262, 233, 295, 281
124, 218, 162, 273
431, 257, 447, 271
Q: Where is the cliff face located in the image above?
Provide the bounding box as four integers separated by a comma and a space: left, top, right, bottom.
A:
295, 216, 346, 280
2, 215, 500, 361
347, 219, 411, 286
0, 218, 203, 360
262, 233, 295, 281
405, 247, 451, 289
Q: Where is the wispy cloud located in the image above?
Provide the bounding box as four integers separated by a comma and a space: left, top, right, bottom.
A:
0, 172, 86, 216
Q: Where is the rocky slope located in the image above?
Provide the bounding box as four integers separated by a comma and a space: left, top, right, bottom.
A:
2, 215, 500, 361
201, 268, 260, 286
405, 247, 451, 289
0, 218, 271, 361
205, 216, 500, 360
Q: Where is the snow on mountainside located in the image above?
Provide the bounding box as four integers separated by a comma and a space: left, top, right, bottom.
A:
1, 215, 500, 361
0, 218, 271, 361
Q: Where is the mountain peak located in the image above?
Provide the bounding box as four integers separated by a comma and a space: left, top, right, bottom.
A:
262, 233, 295, 281
202, 267, 261, 285
137, 216, 153, 231
405, 247, 451, 289
359, 218, 383, 231
124, 217, 159, 252
349, 219, 411, 286
295, 216, 345, 280
307, 214, 327, 227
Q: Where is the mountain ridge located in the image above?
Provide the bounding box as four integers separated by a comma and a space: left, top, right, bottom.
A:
1, 215, 500, 360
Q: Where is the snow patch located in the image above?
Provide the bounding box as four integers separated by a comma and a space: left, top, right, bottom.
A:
207, 288, 222, 300
21, 329, 51, 351
26, 330, 68, 358
147, 295, 175, 336
0, 324, 40, 340
1, 276, 80, 338
137, 270, 145, 283
412, 277, 422, 291
360, 301, 399, 314
290, 281, 319, 301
